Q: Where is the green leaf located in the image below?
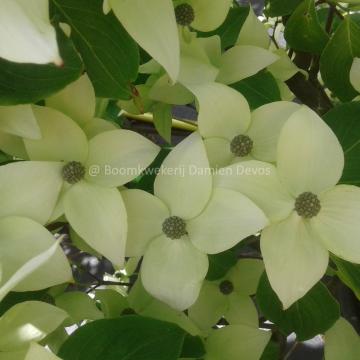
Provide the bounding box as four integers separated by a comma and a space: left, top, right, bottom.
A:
59, 316, 187, 360
231, 71, 281, 110
0, 29, 83, 105
331, 255, 360, 300
256, 273, 340, 341
206, 250, 237, 281
323, 101, 360, 185
180, 334, 205, 359
51, 0, 139, 99
95, 289, 129, 318
284, 0, 329, 54
320, 17, 360, 101
153, 103, 172, 144
260, 340, 281, 360
55, 291, 104, 324
198, 6, 249, 50
265, 0, 303, 17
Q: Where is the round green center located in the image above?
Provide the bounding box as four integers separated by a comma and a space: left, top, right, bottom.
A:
230, 135, 253, 157
175, 3, 195, 26
295, 192, 321, 218
62, 161, 86, 184
162, 216, 187, 239
219, 280, 234, 295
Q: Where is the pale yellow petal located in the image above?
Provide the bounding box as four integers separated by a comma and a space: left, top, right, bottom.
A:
0, 0, 61, 65
46, 74, 96, 126
277, 106, 344, 196
141, 235, 208, 310
122, 189, 169, 257
0, 105, 40, 139
154, 132, 212, 219
261, 213, 329, 309
109, 0, 179, 81
217, 45, 279, 85
24, 106, 88, 163
312, 185, 360, 263
64, 182, 127, 267
188, 188, 268, 254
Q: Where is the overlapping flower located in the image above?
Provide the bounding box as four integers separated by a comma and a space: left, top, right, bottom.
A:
122, 132, 268, 310
1, 1, 360, 358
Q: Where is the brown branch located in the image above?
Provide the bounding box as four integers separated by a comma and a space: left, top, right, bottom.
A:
325, 4, 336, 33
286, 52, 333, 115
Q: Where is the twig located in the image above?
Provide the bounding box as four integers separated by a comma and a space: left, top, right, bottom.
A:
85, 280, 131, 294
270, 19, 280, 49
284, 342, 300, 360
325, 4, 336, 33
122, 111, 197, 132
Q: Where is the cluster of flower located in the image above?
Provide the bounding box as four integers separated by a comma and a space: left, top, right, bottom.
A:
1, 0, 360, 358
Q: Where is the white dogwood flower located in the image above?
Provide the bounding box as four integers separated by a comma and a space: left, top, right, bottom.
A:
190, 84, 300, 167
215, 106, 360, 308
188, 259, 264, 332
0, 105, 159, 267
122, 132, 268, 310
0, 0, 61, 65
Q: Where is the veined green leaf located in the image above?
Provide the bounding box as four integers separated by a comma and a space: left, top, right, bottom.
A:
323, 101, 360, 185
0, 29, 83, 105
59, 316, 187, 360
320, 17, 360, 101
51, 0, 139, 99
284, 0, 329, 54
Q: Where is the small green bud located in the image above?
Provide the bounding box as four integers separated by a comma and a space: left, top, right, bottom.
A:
230, 134, 253, 157
295, 192, 321, 218
162, 216, 187, 239
62, 161, 85, 184
175, 3, 195, 26
219, 280, 234, 295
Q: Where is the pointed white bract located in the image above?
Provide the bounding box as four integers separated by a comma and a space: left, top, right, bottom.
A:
325, 318, 360, 360
350, 57, 360, 94
236, 6, 270, 49
0, 301, 68, 351
217, 45, 279, 85
46, 75, 96, 127
64, 183, 127, 268
0, 0, 61, 65
109, 0, 180, 82
189, 0, 232, 32
0, 217, 72, 301
0, 105, 40, 139
205, 324, 271, 360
